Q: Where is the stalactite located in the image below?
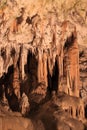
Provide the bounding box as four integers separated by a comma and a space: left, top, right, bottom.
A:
19, 45, 28, 80
32, 49, 48, 95
67, 70, 70, 95
3, 46, 13, 73
12, 47, 19, 68
47, 55, 52, 77
58, 22, 67, 92
10, 19, 18, 33
47, 49, 57, 77
12, 49, 20, 99
42, 51, 48, 87
68, 30, 79, 97
0, 55, 4, 77
0, 3, 85, 121
37, 49, 43, 83
58, 47, 64, 92
1, 84, 10, 111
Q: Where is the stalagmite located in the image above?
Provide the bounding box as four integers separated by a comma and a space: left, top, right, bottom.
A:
12, 49, 20, 99
13, 66, 20, 99
1, 85, 10, 111
2, 85, 8, 104
20, 92, 30, 116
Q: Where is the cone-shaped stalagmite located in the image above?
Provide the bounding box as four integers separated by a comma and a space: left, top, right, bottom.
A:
13, 66, 20, 99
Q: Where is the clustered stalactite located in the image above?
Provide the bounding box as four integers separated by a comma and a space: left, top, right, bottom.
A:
0, 7, 84, 119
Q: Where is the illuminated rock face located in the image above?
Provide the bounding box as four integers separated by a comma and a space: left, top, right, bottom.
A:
0, 0, 84, 119
0, 15, 80, 97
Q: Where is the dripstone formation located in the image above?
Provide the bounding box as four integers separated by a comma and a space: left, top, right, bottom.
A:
0, 0, 86, 126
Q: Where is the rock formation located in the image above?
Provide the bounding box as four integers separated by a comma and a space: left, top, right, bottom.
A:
79, 45, 87, 109
0, 0, 87, 129
0, 8, 80, 97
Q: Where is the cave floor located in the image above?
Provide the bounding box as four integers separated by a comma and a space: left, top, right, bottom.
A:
0, 92, 86, 130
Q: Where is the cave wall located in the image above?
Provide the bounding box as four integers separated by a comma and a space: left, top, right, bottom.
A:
0, 9, 80, 99
0, 1, 83, 118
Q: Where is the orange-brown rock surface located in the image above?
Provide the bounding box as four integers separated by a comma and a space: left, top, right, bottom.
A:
0, 0, 87, 130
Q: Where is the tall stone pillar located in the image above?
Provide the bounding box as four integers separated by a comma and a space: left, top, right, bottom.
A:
67, 31, 79, 97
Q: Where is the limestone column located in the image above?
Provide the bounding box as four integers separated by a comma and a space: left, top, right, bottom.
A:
58, 21, 67, 92
68, 31, 79, 97
35, 50, 48, 95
